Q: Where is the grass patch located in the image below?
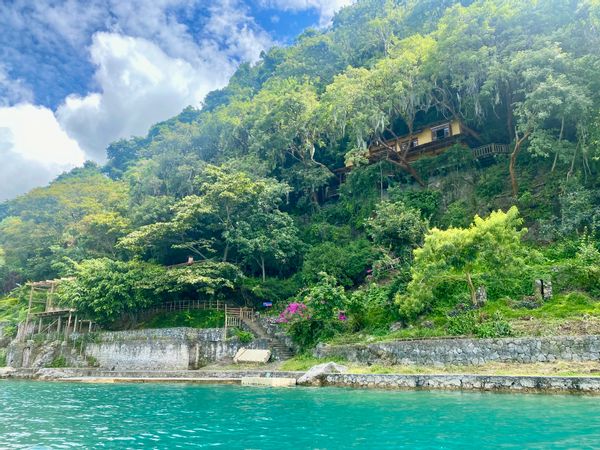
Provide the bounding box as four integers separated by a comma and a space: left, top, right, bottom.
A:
329, 292, 600, 345
479, 292, 600, 320
325, 326, 449, 346
280, 354, 348, 371
284, 356, 600, 377
138, 309, 225, 329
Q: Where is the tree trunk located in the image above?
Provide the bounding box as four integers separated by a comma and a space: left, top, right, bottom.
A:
551, 116, 564, 173
509, 131, 530, 197
505, 84, 514, 142
260, 256, 266, 282
567, 142, 578, 180
386, 140, 425, 187
311, 189, 320, 209
222, 243, 229, 262
460, 122, 484, 144
465, 272, 477, 306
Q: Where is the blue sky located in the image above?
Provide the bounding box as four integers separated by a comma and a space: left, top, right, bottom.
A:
0, 0, 352, 200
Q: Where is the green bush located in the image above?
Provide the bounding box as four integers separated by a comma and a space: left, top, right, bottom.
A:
347, 284, 396, 332
231, 328, 254, 343
60, 258, 165, 326
475, 312, 513, 338
141, 309, 225, 329
0, 349, 6, 367
365, 200, 428, 259
3, 324, 17, 338
553, 240, 600, 298
282, 273, 349, 349
447, 311, 513, 338
399, 207, 532, 321
241, 275, 303, 306
86, 356, 99, 367
446, 311, 477, 336
301, 239, 376, 287
388, 188, 442, 221
440, 200, 474, 228
47, 355, 67, 368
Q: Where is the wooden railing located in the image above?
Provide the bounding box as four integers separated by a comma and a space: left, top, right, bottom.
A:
472, 143, 510, 159
224, 306, 255, 338
225, 306, 255, 322
144, 298, 226, 315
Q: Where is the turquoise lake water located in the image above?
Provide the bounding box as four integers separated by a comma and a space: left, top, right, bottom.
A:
1, 381, 599, 449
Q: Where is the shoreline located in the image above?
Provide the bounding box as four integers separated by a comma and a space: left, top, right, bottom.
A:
3, 367, 600, 394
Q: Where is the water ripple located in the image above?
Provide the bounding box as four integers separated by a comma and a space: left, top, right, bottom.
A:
1, 381, 600, 449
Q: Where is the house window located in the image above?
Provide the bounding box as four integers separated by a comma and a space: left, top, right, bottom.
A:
431, 124, 451, 141
400, 139, 419, 151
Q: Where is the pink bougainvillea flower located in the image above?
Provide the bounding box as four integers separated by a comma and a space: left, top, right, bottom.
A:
277, 302, 308, 323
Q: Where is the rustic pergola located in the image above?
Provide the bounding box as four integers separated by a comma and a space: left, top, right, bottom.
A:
20, 278, 95, 341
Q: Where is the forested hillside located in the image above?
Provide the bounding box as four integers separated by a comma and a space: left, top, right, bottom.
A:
1, 0, 599, 346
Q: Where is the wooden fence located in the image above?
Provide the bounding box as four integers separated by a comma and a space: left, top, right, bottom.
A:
472, 143, 511, 159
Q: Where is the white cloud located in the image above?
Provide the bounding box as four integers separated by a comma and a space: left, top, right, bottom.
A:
0, 104, 86, 200
56, 33, 215, 161
0, 66, 33, 106
0, 0, 275, 199
260, 0, 354, 25
57, 20, 271, 162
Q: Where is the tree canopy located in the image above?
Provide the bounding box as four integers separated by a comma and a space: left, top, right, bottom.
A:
1, 0, 599, 332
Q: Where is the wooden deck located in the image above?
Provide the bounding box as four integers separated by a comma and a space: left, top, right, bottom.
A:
368, 135, 465, 164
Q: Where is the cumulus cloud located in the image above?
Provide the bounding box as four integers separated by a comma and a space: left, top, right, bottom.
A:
0, 0, 275, 198
260, 0, 354, 25
57, 3, 272, 162
0, 104, 86, 200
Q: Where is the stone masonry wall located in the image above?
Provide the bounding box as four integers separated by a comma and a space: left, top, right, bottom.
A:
315, 335, 600, 366
320, 373, 600, 393
85, 327, 270, 370
7, 327, 270, 370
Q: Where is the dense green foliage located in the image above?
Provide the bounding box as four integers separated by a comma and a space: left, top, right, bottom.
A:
1, 0, 599, 344
139, 309, 225, 329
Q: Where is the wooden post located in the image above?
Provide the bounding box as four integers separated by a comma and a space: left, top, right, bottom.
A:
65, 312, 72, 338
88, 321, 92, 332
57, 316, 62, 335
23, 285, 35, 341
47, 282, 55, 312
38, 318, 42, 334
74, 315, 78, 334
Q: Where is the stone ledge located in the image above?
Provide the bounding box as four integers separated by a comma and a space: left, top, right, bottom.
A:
3, 368, 600, 393
321, 373, 600, 393
241, 377, 296, 387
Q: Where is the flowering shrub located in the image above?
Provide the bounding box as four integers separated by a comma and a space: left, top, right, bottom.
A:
279, 272, 349, 349
276, 302, 309, 323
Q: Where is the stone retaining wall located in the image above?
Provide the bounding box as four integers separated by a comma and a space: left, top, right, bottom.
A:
0, 367, 305, 380
321, 373, 600, 393
85, 328, 269, 370
3, 367, 600, 393
6, 327, 270, 370
315, 335, 600, 366
6, 340, 88, 369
